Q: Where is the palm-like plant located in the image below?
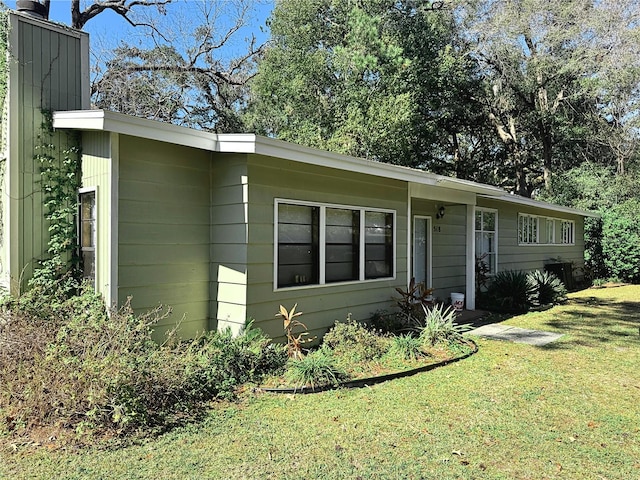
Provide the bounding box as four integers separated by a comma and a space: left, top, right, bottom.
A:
277, 304, 314, 359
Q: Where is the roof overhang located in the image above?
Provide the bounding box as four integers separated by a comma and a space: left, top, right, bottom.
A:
52, 109, 504, 195
53, 109, 599, 218
480, 194, 601, 218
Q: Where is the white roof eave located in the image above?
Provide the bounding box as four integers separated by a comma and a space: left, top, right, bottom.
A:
480, 193, 600, 218
52, 110, 598, 217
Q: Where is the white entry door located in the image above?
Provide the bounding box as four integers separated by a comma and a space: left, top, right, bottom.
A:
413, 216, 432, 289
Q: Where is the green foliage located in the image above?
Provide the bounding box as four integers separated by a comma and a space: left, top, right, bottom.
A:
323, 314, 388, 363
526, 270, 567, 306
369, 309, 405, 334
542, 163, 640, 282
284, 348, 346, 389
31, 110, 82, 295
484, 270, 535, 313
602, 199, 640, 283
0, 283, 287, 438
393, 277, 434, 331
247, 0, 473, 169
419, 303, 471, 347
387, 334, 424, 361
0, 8, 8, 120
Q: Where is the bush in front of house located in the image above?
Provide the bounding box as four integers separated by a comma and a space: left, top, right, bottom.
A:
527, 270, 567, 306
482, 270, 535, 313
0, 283, 287, 440
480, 269, 568, 313
322, 314, 388, 363
602, 199, 640, 284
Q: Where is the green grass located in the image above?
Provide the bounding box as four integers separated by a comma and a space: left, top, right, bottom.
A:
3, 286, 640, 479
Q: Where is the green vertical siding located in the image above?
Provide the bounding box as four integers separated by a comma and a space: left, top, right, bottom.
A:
117, 135, 211, 340
241, 155, 408, 341
4, 15, 86, 292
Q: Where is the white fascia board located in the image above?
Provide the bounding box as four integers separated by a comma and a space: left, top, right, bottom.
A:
250, 135, 442, 186
53, 110, 219, 151
53, 110, 512, 196
480, 194, 600, 218
436, 177, 506, 196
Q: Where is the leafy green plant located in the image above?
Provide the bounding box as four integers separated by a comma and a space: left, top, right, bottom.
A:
485, 270, 535, 313
369, 309, 405, 334
419, 303, 472, 347
527, 270, 567, 306
387, 334, 424, 361
602, 199, 640, 283
284, 348, 346, 389
475, 253, 491, 292
276, 304, 315, 359
323, 314, 388, 362
30, 110, 82, 296
0, 282, 287, 439
394, 277, 434, 330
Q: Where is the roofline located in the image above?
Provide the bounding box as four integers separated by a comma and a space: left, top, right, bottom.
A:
53, 109, 504, 195
480, 194, 601, 218
53, 110, 598, 218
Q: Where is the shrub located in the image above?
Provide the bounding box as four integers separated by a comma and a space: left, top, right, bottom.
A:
323, 314, 388, 362
394, 278, 434, 330
602, 199, 640, 283
419, 303, 471, 347
387, 334, 424, 361
369, 309, 405, 334
0, 284, 287, 439
485, 270, 535, 313
527, 270, 567, 306
284, 348, 346, 389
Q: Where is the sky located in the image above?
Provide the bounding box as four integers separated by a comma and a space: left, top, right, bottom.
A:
3, 0, 274, 59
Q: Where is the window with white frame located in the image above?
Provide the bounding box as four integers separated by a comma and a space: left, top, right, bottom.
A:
276, 200, 394, 288
518, 213, 575, 245
79, 190, 97, 283
561, 220, 575, 244
475, 208, 497, 274
546, 218, 555, 244
519, 214, 539, 244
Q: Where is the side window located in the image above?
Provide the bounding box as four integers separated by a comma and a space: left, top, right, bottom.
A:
518, 214, 539, 244
475, 209, 497, 274
561, 220, 575, 244
79, 190, 96, 283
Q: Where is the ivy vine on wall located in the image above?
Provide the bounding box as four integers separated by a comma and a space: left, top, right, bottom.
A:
0, 8, 8, 115
31, 109, 82, 294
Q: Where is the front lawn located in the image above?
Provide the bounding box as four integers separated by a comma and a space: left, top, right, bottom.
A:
2, 286, 639, 479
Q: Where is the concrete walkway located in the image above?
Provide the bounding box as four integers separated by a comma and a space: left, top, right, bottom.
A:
467, 323, 563, 346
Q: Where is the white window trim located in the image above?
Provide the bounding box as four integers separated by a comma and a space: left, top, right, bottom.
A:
561, 220, 575, 245
273, 198, 396, 291
79, 186, 98, 289
518, 213, 575, 246
475, 207, 498, 274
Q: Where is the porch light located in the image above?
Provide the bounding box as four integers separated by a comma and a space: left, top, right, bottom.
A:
436, 206, 445, 219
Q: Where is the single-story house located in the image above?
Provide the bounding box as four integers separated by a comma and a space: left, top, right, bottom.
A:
1, 11, 598, 341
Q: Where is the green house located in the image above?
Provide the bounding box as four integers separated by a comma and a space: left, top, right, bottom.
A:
1, 11, 598, 341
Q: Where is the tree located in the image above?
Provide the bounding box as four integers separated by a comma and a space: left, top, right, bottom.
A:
90, 0, 264, 132
71, 0, 172, 30
246, 0, 480, 168
456, 0, 640, 196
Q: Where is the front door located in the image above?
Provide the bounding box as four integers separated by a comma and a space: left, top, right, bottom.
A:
413, 216, 432, 289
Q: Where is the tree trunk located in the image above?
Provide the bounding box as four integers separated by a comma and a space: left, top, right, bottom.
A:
540, 119, 553, 191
